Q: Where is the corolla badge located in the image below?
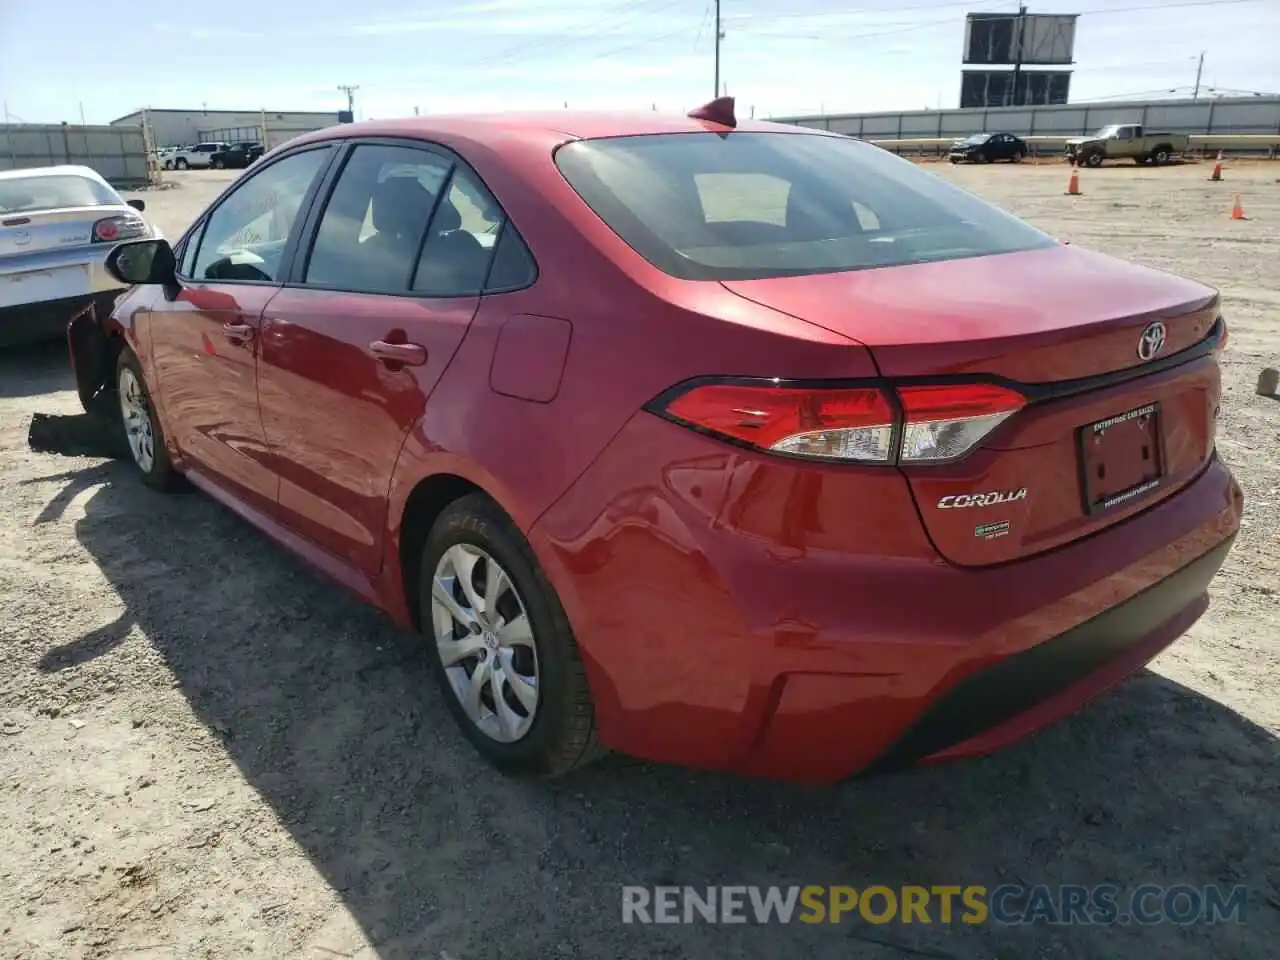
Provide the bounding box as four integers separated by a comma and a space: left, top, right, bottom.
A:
937, 488, 1027, 509
1137, 321, 1167, 361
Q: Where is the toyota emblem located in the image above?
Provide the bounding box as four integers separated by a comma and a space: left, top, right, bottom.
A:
1137, 321, 1167, 361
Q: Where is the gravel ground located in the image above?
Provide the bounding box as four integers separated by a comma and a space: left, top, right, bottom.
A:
1, 161, 1277, 960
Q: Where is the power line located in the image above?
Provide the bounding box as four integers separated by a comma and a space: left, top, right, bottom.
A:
733, 0, 1007, 41
464, 0, 690, 72
728, 0, 1003, 23
359, 0, 692, 89
737, 0, 1262, 38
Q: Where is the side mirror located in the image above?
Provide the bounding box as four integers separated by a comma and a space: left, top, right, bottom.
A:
105, 239, 177, 286
126, 198, 146, 212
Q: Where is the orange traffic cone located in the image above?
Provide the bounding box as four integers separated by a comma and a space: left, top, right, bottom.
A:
1066, 162, 1080, 196
1231, 194, 1247, 220
1209, 150, 1223, 181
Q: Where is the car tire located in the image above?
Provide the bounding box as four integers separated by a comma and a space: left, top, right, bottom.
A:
1084, 151, 1105, 168
211, 158, 223, 169
1152, 148, 1171, 165
974, 151, 986, 163
949, 157, 960, 164
174, 158, 188, 170
163, 160, 173, 170
1012, 150, 1025, 162
116, 349, 177, 491
418, 493, 604, 777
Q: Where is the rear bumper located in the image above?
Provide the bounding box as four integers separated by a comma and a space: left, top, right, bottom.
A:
532, 411, 1243, 782
864, 532, 1233, 773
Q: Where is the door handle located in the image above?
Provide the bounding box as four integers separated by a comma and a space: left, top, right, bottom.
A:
223, 322, 255, 343
369, 340, 427, 366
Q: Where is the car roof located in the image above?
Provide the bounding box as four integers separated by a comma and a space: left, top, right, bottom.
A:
0, 164, 110, 184
287, 110, 826, 152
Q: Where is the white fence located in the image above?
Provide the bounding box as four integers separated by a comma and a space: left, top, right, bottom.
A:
773, 96, 1280, 148
0, 123, 150, 186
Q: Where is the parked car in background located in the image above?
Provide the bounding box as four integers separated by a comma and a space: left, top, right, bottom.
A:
210, 141, 265, 169
153, 146, 179, 169
1065, 124, 1190, 167
0, 165, 160, 346
949, 132, 1028, 163
169, 142, 230, 170
69, 104, 1241, 782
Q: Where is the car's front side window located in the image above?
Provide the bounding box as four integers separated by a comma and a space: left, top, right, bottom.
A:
190, 148, 330, 283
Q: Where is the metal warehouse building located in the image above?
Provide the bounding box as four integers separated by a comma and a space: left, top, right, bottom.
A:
109, 108, 343, 150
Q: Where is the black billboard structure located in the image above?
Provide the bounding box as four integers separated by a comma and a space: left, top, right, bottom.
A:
960, 9, 1078, 108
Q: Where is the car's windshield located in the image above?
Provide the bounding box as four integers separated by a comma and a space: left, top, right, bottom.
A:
1094, 125, 1123, 138
0, 174, 119, 214
555, 131, 1055, 281
962, 134, 990, 144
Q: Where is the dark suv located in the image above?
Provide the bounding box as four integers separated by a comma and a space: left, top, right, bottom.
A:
210, 141, 265, 170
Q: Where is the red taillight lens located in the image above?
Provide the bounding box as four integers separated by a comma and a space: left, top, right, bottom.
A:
897, 383, 1025, 462
665, 383, 896, 462
92, 215, 149, 244
657, 379, 1025, 465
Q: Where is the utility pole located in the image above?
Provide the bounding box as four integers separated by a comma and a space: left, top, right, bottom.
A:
1193, 51, 1205, 100
337, 84, 359, 115
713, 0, 723, 97
1011, 4, 1027, 106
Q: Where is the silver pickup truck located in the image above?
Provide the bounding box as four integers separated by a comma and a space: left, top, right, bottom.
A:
1065, 124, 1191, 167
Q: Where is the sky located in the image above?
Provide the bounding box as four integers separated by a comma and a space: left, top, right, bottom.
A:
0, 0, 1276, 124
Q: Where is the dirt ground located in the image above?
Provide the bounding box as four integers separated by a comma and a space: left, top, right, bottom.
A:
1, 161, 1277, 960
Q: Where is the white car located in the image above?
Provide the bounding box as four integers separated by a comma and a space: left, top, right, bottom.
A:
169, 142, 229, 170
1, 165, 161, 347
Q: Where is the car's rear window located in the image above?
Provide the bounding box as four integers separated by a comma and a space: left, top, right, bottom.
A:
0, 174, 119, 215
554, 131, 1055, 281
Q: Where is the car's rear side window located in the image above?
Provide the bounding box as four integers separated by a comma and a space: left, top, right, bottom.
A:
302, 142, 534, 298
554, 131, 1055, 281
0, 175, 118, 214
304, 144, 454, 294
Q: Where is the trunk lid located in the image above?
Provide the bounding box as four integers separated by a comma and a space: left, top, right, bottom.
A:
722, 245, 1223, 566
0, 206, 111, 257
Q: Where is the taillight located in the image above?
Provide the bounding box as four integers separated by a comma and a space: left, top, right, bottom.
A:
896, 383, 1025, 462
655, 379, 1024, 465
92, 215, 149, 243
665, 383, 895, 462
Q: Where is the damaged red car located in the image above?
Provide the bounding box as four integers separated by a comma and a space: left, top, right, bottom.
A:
69, 99, 1242, 782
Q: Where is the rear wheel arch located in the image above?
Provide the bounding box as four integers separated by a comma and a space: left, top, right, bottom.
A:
397, 473, 488, 629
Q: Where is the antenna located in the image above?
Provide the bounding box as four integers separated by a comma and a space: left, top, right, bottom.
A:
688, 96, 736, 128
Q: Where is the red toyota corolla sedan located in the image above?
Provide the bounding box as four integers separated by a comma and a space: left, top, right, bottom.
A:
70, 99, 1242, 782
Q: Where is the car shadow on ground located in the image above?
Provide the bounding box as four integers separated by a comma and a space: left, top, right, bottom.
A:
0, 339, 74, 399
28, 459, 1280, 960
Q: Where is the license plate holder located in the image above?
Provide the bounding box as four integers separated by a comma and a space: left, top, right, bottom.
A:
1078, 402, 1164, 516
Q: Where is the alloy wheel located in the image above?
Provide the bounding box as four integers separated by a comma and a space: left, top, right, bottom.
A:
118, 366, 155, 473
430, 544, 540, 743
